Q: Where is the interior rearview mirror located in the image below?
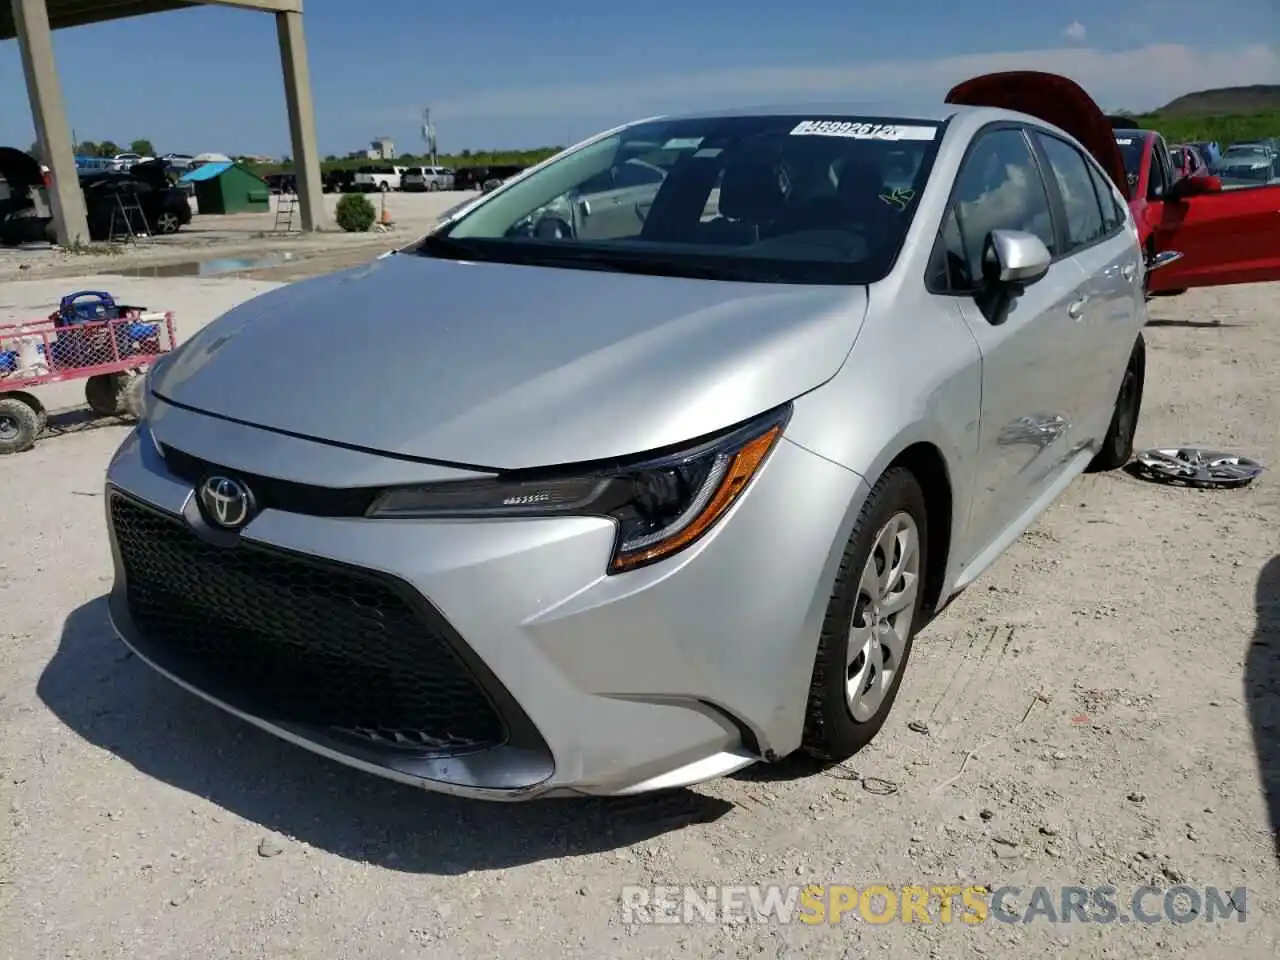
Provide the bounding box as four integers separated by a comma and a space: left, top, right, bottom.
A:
982, 229, 1052, 287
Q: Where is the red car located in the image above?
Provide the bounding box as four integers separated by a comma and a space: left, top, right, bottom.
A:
945, 72, 1280, 298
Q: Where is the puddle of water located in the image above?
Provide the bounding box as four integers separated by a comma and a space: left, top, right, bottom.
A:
109, 251, 296, 278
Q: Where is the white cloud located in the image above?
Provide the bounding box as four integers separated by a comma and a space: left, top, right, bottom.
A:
1064, 21, 1088, 43
387, 42, 1278, 123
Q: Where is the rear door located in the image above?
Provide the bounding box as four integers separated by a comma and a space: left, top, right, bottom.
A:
929, 125, 1093, 558
1029, 128, 1143, 441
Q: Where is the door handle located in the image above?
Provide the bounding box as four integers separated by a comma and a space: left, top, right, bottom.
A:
1121, 264, 1136, 281
1068, 297, 1088, 320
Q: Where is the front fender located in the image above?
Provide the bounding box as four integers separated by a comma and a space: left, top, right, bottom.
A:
784, 296, 982, 597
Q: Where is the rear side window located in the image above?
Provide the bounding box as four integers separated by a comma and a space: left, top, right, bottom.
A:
1086, 163, 1126, 233
1033, 133, 1106, 252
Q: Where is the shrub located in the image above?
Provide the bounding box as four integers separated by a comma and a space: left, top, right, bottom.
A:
335, 193, 376, 232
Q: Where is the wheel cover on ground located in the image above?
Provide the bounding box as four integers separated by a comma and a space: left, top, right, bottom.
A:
847, 511, 920, 722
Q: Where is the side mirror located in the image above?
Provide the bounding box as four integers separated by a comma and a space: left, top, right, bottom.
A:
982, 229, 1051, 287
1168, 173, 1222, 200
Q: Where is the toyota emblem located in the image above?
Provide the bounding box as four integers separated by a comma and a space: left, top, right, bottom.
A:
198, 475, 255, 530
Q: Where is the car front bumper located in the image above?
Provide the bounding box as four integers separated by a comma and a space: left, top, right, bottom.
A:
104, 402, 865, 799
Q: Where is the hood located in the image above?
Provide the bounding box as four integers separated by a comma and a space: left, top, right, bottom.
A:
154, 254, 867, 469
0, 147, 43, 189
946, 71, 1129, 193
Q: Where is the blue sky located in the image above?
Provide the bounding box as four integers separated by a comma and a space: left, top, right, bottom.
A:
0, 0, 1276, 157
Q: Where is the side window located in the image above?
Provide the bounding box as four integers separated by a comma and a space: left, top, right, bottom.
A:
950, 128, 1057, 284
613, 160, 665, 189
1148, 138, 1170, 199
1085, 162, 1126, 233
1034, 133, 1107, 252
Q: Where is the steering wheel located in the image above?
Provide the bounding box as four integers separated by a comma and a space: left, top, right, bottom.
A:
534, 217, 574, 240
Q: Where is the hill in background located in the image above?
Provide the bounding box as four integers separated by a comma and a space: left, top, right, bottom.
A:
1157, 85, 1280, 117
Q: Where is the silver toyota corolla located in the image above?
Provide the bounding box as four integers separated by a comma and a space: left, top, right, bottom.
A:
105, 82, 1151, 799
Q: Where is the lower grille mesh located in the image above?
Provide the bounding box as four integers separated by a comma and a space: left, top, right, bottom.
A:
109, 493, 506, 754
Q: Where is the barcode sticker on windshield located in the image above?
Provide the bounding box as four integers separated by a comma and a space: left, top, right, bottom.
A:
790, 120, 937, 141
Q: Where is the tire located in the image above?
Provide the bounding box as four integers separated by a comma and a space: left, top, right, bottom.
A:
1086, 333, 1145, 472
119, 372, 146, 420
85, 373, 127, 417
801, 467, 929, 761
379, 182, 390, 193
0, 396, 40, 455
154, 209, 181, 234
428, 181, 440, 191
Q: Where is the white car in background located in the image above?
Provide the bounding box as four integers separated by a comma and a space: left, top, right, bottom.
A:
109, 153, 152, 171
402, 166, 455, 191
353, 165, 401, 192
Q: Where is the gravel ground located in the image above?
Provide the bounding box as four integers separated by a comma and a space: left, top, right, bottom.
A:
0, 275, 1277, 959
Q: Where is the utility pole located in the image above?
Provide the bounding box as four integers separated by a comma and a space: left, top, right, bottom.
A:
422, 108, 437, 167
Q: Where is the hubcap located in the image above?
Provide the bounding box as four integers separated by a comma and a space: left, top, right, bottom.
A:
847, 511, 920, 722
158, 213, 177, 232
0, 415, 17, 440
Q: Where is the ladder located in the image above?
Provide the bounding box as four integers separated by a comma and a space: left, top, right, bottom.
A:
108, 189, 151, 244
272, 190, 298, 234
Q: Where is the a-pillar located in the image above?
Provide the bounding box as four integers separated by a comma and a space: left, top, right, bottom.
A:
11, 0, 89, 246
275, 8, 326, 231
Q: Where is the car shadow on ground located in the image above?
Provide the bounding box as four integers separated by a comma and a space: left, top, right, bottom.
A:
1246, 556, 1280, 865
38, 596, 734, 875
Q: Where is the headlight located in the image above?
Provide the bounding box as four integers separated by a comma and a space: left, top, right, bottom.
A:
366, 406, 790, 573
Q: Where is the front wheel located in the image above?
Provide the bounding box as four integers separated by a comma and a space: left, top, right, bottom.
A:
802, 468, 929, 761
379, 182, 391, 192
1086, 333, 1145, 472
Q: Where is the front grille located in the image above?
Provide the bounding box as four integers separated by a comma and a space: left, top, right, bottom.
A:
109, 493, 506, 754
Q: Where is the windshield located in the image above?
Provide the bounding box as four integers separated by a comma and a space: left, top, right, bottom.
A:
1114, 134, 1144, 196
424, 114, 945, 284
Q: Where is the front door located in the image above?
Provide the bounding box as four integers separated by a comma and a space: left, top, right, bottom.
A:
932, 126, 1094, 562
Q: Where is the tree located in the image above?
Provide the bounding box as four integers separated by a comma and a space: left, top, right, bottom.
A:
96, 141, 120, 157
75, 140, 99, 157
324, 154, 338, 162
130, 139, 155, 156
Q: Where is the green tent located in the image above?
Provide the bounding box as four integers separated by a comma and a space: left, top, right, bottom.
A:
180, 161, 270, 214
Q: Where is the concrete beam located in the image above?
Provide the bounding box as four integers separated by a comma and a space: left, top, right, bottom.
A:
202, 0, 300, 12
11, 0, 89, 247
275, 8, 325, 231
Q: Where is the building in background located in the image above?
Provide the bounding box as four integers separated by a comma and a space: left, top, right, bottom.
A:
367, 136, 395, 160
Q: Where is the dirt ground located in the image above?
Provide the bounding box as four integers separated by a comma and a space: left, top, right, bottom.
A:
0, 270, 1277, 959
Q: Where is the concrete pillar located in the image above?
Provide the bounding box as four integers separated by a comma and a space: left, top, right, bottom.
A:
11, 0, 90, 246
275, 9, 326, 231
